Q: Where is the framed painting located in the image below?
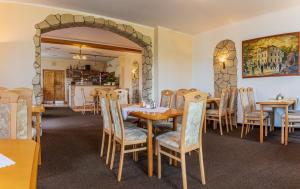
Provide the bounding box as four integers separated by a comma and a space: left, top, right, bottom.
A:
242, 32, 300, 78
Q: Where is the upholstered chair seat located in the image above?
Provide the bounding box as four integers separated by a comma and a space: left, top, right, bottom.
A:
245, 111, 268, 118
124, 128, 147, 141
156, 131, 180, 148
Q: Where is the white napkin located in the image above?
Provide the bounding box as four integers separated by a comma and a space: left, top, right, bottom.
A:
122, 106, 169, 120
0, 154, 15, 168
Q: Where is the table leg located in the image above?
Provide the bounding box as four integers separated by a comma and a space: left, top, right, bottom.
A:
271, 107, 275, 131
36, 113, 41, 165
147, 120, 153, 177
260, 105, 264, 143
284, 106, 289, 146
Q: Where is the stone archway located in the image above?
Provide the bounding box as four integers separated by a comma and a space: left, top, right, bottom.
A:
32, 14, 153, 104
213, 40, 237, 97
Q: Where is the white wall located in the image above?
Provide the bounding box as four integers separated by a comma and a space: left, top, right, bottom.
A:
154, 26, 193, 101
0, 2, 154, 94
192, 6, 300, 122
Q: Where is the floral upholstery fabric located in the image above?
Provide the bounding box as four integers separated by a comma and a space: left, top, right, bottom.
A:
17, 99, 28, 139
110, 100, 122, 138
161, 96, 170, 108
184, 101, 204, 146
124, 128, 147, 141
0, 104, 10, 138
100, 97, 110, 130
156, 131, 180, 148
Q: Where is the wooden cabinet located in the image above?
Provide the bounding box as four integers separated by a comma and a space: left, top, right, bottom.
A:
43, 70, 65, 103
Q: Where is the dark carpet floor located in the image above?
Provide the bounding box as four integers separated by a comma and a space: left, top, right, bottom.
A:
38, 107, 300, 189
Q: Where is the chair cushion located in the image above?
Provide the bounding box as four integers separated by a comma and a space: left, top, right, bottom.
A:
124, 128, 147, 141
282, 112, 300, 121
245, 111, 268, 119
156, 131, 180, 149
206, 109, 219, 116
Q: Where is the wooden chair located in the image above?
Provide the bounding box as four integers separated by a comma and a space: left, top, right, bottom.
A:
247, 87, 273, 131
99, 90, 113, 165
157, 91, 208, 189
9, 88, 33, 139
206, 88, 229, 135
160, 89, 174, 108
228, 88, 238, 131
80, 88, 96, 115
239, 88, 269, 138
282, 111, 300, 143
114, 89, 129, 105
0, 90, 19, 139
108, 91, 149, 182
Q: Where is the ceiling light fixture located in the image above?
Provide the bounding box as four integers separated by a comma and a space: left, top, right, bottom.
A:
72, 46, 87, 60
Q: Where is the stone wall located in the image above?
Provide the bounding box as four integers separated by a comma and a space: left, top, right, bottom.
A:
213, 40, 237, 97
33, 14, 153, 104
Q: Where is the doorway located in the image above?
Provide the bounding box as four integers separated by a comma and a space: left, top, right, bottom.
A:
43, 70, 65, 104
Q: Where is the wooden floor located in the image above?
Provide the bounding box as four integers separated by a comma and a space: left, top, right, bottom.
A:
38, 107, 300, 189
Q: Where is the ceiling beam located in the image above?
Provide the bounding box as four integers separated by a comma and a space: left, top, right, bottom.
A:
41, 37, 142, 53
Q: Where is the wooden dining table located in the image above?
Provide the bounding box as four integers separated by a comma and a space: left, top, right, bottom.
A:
32, 104, 45, 165
0, 139, 39, 189
129, 108, 183, 177
256, 99, 296, 145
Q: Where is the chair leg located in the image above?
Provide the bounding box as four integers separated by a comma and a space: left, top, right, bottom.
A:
110, 140, 116, 170
106, 133, 112, 165
229, 113, 233, 131
100, 130, 106, 158
225, 115, 229, 133
264, 119, 268, 137
157, 143, 162, 179
281, 119, 284, 144
117, 144, 125, 182
181, 152, 188, 189
204, 118, 207, 134
198, 146, 206, 185
219, 117, 223, 135
234, 112, 238, 128
241, 121, 245, 138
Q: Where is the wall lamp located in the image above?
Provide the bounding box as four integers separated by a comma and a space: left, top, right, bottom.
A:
219, 56, 226, 69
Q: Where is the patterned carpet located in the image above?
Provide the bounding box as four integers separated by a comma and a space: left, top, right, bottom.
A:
38, 107, 300, 189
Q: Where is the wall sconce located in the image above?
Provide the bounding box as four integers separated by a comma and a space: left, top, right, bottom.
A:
219, 56, 226, 69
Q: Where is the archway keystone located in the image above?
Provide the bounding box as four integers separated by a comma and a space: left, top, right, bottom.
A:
33, 14, 153, 104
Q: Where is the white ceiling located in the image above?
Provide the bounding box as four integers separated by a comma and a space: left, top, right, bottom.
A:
6, 0, 300, 34
42, 43, 122, 62
43, 27, 141, 50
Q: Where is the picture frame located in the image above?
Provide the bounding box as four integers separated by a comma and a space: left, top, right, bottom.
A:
242, 32, 300, 78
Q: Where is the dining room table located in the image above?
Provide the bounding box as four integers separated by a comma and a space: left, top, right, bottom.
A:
0, 139, 40, 189
256, 99, 296, 145
126, 107, 183, 177
32, 104, 45, 165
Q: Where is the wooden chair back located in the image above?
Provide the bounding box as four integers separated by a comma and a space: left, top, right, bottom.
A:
228, 87, 238, 113
160, 89, 174, 108
247, 87, 256, 112
239, 88, 251, 114
99, 91, 113, 132
0, 91, 19, 139
188, 88, 198, 92
180, 91, 208, 150
108, 91, 125, 141
175, 89, 189, 110
114, 89, 129, 105
9, 88, 33, 139
219, 88, 229, 115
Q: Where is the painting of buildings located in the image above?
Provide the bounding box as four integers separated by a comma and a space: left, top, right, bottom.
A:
242, 32, 300, 78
